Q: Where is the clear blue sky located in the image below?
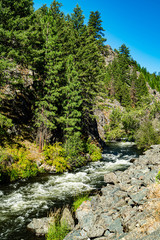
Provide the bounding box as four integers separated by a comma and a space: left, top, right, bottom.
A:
33, 0, 160, 74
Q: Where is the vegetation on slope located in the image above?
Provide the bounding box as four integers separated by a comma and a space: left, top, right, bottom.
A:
0, 0, 160, 181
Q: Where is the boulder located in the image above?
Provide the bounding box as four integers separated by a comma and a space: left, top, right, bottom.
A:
75, 200, 96, 232
27, 217, 54, 236
60, 207, 75, 230
104, 172, 119, 185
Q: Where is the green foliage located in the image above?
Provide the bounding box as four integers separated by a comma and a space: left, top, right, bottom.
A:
88, 10, 106, 49
0, 114, 13, 141
0, 146, 39, 182
105, 126, 125, 142
47, 221, 70, 240
106, 45, 149, 108
122, 111, 140, 141
110, 108, 122, 129
156, 171, 160, 182
43, 143, 70, 173
150, 101, 160, 118
71, 4, 85, 34
64, 133, 86, 168
86, 138, 102, 161
60, 54, 82, 138
72, 194, 90, 212
135, 120, 160, 150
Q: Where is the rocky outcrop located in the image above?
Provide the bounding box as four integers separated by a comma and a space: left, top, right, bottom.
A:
105, 45, 116, 66
64, 145, 160, 240
94, 98, 124, 141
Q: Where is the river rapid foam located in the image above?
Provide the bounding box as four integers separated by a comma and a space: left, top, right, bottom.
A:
0, 142, 140, 240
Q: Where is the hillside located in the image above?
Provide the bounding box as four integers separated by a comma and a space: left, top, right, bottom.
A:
0, 0, 160, 182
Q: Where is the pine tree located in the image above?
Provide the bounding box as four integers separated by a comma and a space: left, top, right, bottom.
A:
34, 0, 65, 151
71, 4, 86, 35
135, 73, 148, 105
117, 44, 131, 85
60, 55, 82, 139
0, 0, 34, 65
130, 69, 138, 107
75, 30, 105, 134
26, 5, 48, 76
88, 11, 106, 47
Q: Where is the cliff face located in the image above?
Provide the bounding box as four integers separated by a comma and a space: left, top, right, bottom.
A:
105, 45, 116, 66
94, 98, 123, 141
0, 64, 36, 136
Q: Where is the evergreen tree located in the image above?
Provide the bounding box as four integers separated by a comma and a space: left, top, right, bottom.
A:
135, 73, 148, 105
76, 30, 105, 134
34, 0, 65, 151
88, 11, 106, 47
130, 69, 138, 107
0, 0, 34, 65
71, 4, 86, 35
26, 5, 48, 76
60, 55, 82, 139
117, 44, 131, 85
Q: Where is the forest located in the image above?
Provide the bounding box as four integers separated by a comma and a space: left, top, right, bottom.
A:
0, 0, 160, 182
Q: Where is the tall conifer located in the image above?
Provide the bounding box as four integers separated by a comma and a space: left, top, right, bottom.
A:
88, 11, 106, 47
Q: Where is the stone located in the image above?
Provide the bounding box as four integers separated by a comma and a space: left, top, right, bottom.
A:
129, 188, 149, 204
98, 214, 113, 228
88, 225, 105, 238
104, 172, 118, 185
140, 228, 160, 240
64, 229, 88, 240
107, 218, 123, 234
63, 145, 160, 240
27, 217, 54, 236
60, 207, 75, 230
75, 200, 95, 232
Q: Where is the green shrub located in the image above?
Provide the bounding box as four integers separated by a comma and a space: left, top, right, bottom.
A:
0, 114, 13, 141
156, 171, 160, 183
43, 143, 70, 173
105, 127, 125, 142
0, 146, 39, 181
135, 120, 160, 150
64, 133, 86, 168
86, 138, 102, 161
72, 194, 90, 212
47, 221, 69, 240
110, 108, 122, 129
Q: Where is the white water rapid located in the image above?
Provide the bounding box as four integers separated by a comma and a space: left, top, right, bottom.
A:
0, 142, 140, 240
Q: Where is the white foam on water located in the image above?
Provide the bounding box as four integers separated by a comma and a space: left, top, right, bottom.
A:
0, 142, 139, 240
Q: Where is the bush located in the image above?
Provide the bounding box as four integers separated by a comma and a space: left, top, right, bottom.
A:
64, 133, 86, 168
43, 143, 70, 173
122, 111, 140, 141
86, 138, 102, 161
110, 108, 122, 129
135, 120, 160, 150
47, 221, 69, 240
105, 127, 125, 142
0, 146, 39, 181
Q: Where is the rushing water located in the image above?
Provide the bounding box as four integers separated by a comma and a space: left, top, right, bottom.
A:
0, 142, 141, 240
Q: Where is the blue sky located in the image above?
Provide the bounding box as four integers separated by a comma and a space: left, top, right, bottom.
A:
33, 0, 160, 74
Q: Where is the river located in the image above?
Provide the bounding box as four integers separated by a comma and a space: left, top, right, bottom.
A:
0, 142, 141, 240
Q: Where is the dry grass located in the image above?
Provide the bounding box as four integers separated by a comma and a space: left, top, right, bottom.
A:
140, 183, 160, 235
22, 140, 44, 162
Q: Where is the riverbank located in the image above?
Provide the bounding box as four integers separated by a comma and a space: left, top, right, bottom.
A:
64, 145, 160, 240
